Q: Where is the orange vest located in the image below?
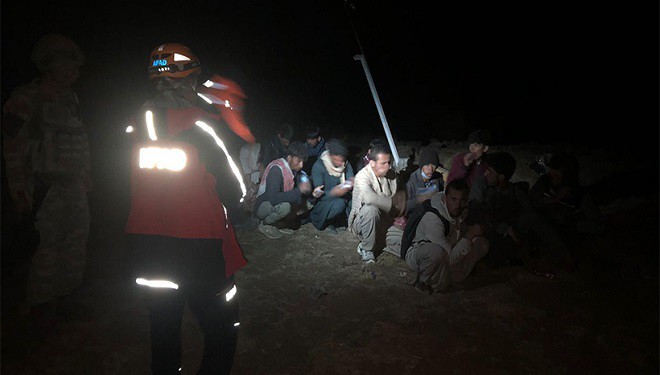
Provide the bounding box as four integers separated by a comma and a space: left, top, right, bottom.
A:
125, 107, 247, 277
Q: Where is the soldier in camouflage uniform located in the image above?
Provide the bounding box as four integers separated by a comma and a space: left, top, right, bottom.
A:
2, 34, 91, 328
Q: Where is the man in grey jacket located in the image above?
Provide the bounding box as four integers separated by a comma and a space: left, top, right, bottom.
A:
404, 179, 489, 293
406, 147, 444, 214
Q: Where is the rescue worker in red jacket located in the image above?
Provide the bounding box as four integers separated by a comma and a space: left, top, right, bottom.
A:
125, 42, 247, 375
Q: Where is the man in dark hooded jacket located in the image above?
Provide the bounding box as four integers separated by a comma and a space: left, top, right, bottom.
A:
468, 151, 573, 275
309, 138, 354, 234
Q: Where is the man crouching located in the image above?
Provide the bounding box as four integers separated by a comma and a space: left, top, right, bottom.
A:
402, 178, 489, 293
348, 142, 406, 263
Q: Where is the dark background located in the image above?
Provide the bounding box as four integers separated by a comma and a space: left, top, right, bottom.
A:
2, 1, 658, 149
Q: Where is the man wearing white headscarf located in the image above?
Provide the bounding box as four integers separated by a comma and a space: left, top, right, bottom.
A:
309, 138, 354, 234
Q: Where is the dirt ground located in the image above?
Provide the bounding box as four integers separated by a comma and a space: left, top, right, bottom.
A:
1, 141, 658, 374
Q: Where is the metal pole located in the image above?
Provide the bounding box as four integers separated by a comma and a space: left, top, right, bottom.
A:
353, 54, 401, 168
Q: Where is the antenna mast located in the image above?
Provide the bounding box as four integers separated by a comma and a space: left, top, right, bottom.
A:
343, 1, 406, 171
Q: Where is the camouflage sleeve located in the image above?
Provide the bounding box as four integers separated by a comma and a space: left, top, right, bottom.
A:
1, 82, 39, 214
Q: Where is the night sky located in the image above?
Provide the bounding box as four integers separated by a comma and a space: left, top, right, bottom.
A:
2, 1, 657, 150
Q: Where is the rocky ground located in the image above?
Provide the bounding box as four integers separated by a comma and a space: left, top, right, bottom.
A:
1, 139, 658, 374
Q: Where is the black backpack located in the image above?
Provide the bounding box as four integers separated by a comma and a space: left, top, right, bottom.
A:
400, 199, 450, 259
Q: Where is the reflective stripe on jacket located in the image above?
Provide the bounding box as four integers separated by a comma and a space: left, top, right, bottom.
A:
125, 106, 247, 277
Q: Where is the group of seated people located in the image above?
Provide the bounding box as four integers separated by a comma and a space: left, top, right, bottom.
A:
238, 126, 602, 294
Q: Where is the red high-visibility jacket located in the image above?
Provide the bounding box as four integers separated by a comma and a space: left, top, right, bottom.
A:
125, 106, 247, 277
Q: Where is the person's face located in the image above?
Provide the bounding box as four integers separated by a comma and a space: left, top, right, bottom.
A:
468, 143, 488, 160
369, 153, 392, 177
484, 166, 500, 187
279, 135, 291, 148
330, 154, 346, 168
421, 164, 436, 178
48, 63, 80, 87
548, 168, 563, 186
443, 187, 468, 218
287, 155, 303, 171
306, 137, 320, 147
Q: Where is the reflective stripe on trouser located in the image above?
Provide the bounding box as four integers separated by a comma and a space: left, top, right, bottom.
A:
255, 201, 291, 225
146, 286, 239, 375
26, 180, 89, 305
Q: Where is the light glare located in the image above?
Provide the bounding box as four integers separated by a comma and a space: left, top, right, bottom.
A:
135, 278, 179, 289
226, 285, 237, 301
139, 147, 187, 171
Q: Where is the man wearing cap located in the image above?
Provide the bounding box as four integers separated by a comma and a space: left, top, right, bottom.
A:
259, 123, 293, 168
406, 147, 444, 214
382, 147, 444, 256
446, 129, 491, 188
309, 138, 354, 234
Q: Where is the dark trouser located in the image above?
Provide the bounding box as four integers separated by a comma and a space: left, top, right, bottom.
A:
127, 235, 238, 375
310, 197, 349, 230
147, 287, 238, 375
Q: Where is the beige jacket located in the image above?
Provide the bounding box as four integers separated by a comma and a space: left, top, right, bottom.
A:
348, 164, 397, 232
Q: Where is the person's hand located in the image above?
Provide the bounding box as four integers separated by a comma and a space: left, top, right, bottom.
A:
330, 181, 352, 197
312, 185, 325, 198
504, 226, 520, 245
299, 181, 312, 195
556, 186, 573, 201
416, 190, 435, 203
466, 223, 486, 241
462, 152, 477, 167
390, 190, 407, 217
393, 215, 407, 230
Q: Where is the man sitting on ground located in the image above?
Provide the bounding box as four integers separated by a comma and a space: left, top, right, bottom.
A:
303, 125, 326, 174
348, 142, 406, 263
406, 147, 444, 214
468, 151, 573, 276
254, 141, 322, 239
382, 146, 444, 257
309, 138, 354, 234
259, 123, 293, 168
446, 129, 491, 188
402, 179, 489, 294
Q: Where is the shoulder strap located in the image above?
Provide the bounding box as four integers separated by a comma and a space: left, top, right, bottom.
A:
400, 200, 448, 259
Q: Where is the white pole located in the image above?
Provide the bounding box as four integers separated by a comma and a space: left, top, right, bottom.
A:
353, 54, 402, 169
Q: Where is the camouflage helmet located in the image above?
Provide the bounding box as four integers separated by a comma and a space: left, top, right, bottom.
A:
31, 34, 84, 72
